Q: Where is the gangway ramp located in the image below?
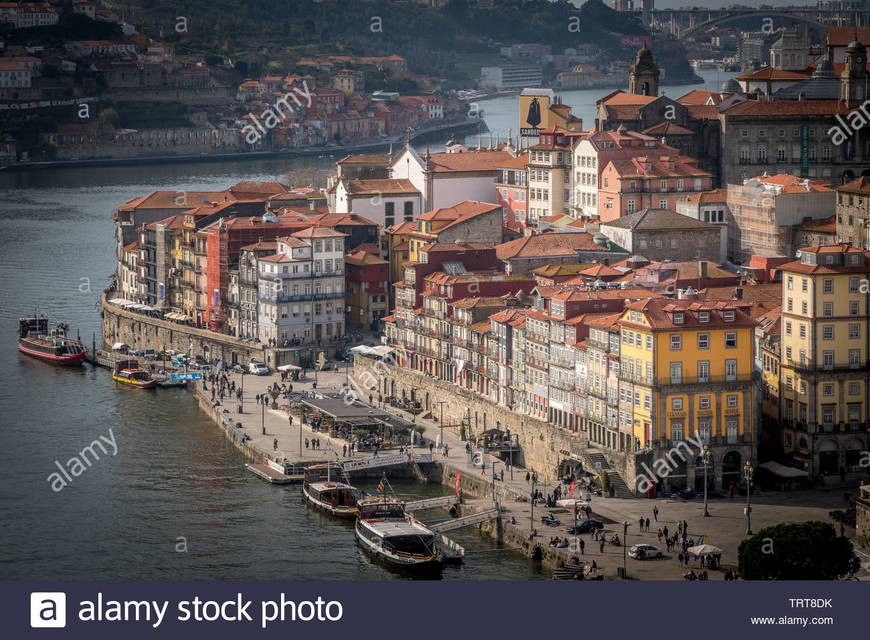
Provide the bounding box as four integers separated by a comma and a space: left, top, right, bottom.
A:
404, 495, 460, 512
428, 507, 500, 533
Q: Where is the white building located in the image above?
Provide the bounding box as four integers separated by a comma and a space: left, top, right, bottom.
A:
0, 61, 31, 88
257, 228, 347, 344
389, 143, 515, 211
331, 177, 422, 228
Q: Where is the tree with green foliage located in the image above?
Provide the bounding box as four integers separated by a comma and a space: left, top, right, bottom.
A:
738, 521, 859, 580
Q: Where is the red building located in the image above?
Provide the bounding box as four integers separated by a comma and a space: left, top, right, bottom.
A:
345, 247, 390, 329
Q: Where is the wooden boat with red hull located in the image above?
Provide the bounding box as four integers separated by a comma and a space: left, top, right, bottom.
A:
18, 315, 86, 366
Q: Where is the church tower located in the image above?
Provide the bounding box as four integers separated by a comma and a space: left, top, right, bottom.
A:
629, 46, 660, 97
840, 38, 868, 109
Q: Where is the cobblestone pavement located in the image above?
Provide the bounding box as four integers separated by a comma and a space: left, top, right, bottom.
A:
207, 366, 866, 580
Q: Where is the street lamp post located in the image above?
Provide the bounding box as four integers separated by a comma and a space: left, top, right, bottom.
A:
508, 434, 516, 480
435, 400, 447, 453
623, 521, 629, 579
744, 460, 753, 536
261, 398, 265, 436
492, 461, 502, 504
703, 445, 711, 517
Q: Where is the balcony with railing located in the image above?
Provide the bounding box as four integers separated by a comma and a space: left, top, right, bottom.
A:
783, 359, 867, 373
526, 331, 549, 344
258, 291, 346, 303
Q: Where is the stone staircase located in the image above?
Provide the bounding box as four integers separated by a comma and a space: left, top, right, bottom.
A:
581, 448, 635, 499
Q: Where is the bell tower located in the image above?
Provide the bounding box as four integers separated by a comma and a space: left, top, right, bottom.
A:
629, 46, 660, 97
840, 38, 868, 109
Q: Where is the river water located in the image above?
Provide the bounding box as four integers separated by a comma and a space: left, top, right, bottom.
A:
0, 70, 732, 580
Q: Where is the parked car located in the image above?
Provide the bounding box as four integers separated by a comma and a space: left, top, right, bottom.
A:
171, 355, 188, 366
565, 519, 603, 534
249, 361, 269, 375
232, 363, 245, 373
628, 544, 663, 559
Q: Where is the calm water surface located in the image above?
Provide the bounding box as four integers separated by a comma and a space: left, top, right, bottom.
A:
0, 156, 546, 580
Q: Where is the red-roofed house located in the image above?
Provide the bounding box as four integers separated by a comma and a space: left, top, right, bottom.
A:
598, 155, 713, 222
345, 247, 389, 328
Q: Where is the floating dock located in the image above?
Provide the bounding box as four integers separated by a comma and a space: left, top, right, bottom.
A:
245, 462, 303, 484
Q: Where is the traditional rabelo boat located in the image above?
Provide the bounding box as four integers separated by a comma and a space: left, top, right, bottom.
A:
302, 462, 360, 518
18, 315, 86, 366
354, 480, 440, 572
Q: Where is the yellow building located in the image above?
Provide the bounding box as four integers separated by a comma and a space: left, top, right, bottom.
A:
779, 243, 870, 480
618, 298, 757, 493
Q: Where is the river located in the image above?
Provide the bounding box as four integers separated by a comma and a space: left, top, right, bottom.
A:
0, 70, 733, 580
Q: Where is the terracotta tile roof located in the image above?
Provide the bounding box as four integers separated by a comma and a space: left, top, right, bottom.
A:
337, 154, 390, 164
578, 264, 623, 278
240, 241, 278, 251
751, 173, 832, 193
291, 226, 347, 239
642, 121, 694, 136
755, 305, 782, 336
699, 283, 782, 303
145, 214, 185, 230
451, 296, 514, 309
581, 311, 622, 331
346, 178, 419, 196
723, 99, 855, 116
601, 208, 718, 231
425, 150, 515, 173
605, 155, 710, 179
345, 249, 388, 265
547, 287, 657, 302
620, 298, 755, 330
308, 212, 379, 227
677, 90, 724, 106
421, 241, 493, 252
489, 308, 529, 324
385, 220, 417, 235
837, 175, 870, 194
497, 152, 530, 170
274, 236, 310, 248
736, 66, 813, 82
228, 181, 288, 196
118, 191, 231, 211
792, 214, 836, 232
417, 200, 500, 227
684, 104, 719, 120
531, 264, 595, 277
497, 232, 616, 259
826, 27, 870, 47
681, 188, 728, 204
601, 91, 657, 106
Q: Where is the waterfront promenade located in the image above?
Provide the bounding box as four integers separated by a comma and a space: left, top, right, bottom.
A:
201, 366, 860, 580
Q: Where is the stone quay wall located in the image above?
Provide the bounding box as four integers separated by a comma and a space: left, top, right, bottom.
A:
355, 356, 585, 482
102, 295, 267, 364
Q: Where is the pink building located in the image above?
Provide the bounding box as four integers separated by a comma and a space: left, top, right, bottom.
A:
598, 155, 712, 222
495, 152, 529, 230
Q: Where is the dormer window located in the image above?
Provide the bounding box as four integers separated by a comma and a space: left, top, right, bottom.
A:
825, 255, 834, 264
723, 310, 735, 322
673, 312, 684, 324
698, 311, 710, 323
850, 253, 862, 265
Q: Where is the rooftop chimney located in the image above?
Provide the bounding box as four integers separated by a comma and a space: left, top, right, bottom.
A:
699, 260, 708, 279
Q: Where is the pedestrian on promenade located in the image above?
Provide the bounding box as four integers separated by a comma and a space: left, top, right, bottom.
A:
273, 438, 278, 451
653, 505, 659, 521
638, 517, 644, 532
657, 529, 663, 543
729, 485, 735, 502
368, 394, 373, 405
678, 552, 684, 566
526, 471, 531, 484
211, 388, 215, 401
677, 522, 683, 537
645, 517, 650, 532
443, 444, 449, 457
579, 539, 585, 555
663, 525, 668, 538
305, 438, 309, 449
289, 415, 293, 426
343, 444, 347, 457
429, 443, 434, 455
599, 539, 605, 554
683, 519, 688, 535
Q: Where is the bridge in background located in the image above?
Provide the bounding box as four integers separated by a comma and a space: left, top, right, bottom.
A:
623, 6, 868, 40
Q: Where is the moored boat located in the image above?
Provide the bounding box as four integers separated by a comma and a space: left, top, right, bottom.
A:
112, 359, 156, 389
18, 315, 86, 366
355, 494, 440, 572
302, 463, 359, 518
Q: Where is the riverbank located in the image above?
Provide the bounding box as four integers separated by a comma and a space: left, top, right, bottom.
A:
5, 118, 485, 172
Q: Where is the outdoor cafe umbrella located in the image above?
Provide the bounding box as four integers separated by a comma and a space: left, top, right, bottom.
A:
686, 544, 723, 556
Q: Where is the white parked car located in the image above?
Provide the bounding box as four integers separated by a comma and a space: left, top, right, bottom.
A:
249, 361, 269, 375
628, 544, 663, 559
